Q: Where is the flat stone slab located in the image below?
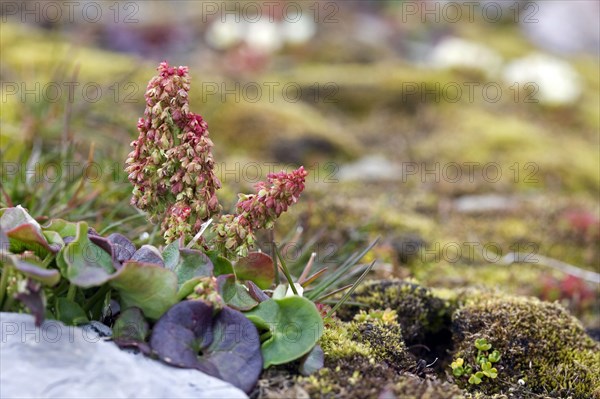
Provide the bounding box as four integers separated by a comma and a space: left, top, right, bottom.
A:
0, 313, 247, 399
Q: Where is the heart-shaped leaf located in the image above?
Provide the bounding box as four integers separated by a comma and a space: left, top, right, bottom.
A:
245, 296, 324, 368
150, 300, 262, 393
216, 274, 259, 311
235, 252, 274, 289
61, 222, 115, 287
109, 261, 178, 320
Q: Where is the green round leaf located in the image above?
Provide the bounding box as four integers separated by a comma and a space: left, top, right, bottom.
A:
245, 296, 324, 368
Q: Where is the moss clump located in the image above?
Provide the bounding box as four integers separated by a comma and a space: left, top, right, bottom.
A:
296, 314, 421, 398
451, 293, 600, 398
338, 279, 455, 344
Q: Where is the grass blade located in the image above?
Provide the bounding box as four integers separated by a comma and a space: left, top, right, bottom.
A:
325, 260, 375, 318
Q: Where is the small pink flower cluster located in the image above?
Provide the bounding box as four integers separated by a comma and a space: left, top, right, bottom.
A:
238, 166, 307, 230
212, 167, 307, 256
125, 62, 222, 243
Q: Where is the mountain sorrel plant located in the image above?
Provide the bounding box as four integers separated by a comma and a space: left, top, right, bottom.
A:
0, 61, 377, 394
126, 61, 307, 255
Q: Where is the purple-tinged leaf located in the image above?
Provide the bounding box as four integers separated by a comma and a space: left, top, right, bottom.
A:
0, 206, 39, 231
6, 224, 59, 256
299, 344, 324, 376
131, 245, 164, 266
89, 235, 113, 256
204, 306, 263, 392
0, 207, 59, 256
3, 254, 60, 286
151, 301, 215, 367
216, 274, 259, 311
61, 222, 115, 288
109, 261, 178, 320
164, 246, 213, 288
15, 279, 45, 326
246, 281, 269, 302
107, 233, 137, 263
235, 252, 274, 290
150, 300, 262, 393
89, 235, 121, 271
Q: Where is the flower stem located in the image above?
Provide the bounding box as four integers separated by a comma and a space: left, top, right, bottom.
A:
275, 246, 298, 295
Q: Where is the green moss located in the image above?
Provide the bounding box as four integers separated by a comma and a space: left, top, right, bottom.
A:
451, 293, 600, 398
338, 279, 455, 344
296, 314, 464, 398
416, 107, 600, 193
319, 318, 372, 360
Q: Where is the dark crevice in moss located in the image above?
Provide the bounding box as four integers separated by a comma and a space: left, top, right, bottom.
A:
338, 280, 458, 375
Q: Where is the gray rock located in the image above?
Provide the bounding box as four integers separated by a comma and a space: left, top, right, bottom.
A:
0, 313, 247, 399
338, 155, 402, 182
453, 194, 519, 214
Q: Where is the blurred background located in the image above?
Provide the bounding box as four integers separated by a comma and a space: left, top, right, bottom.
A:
1, 0, 599, 330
